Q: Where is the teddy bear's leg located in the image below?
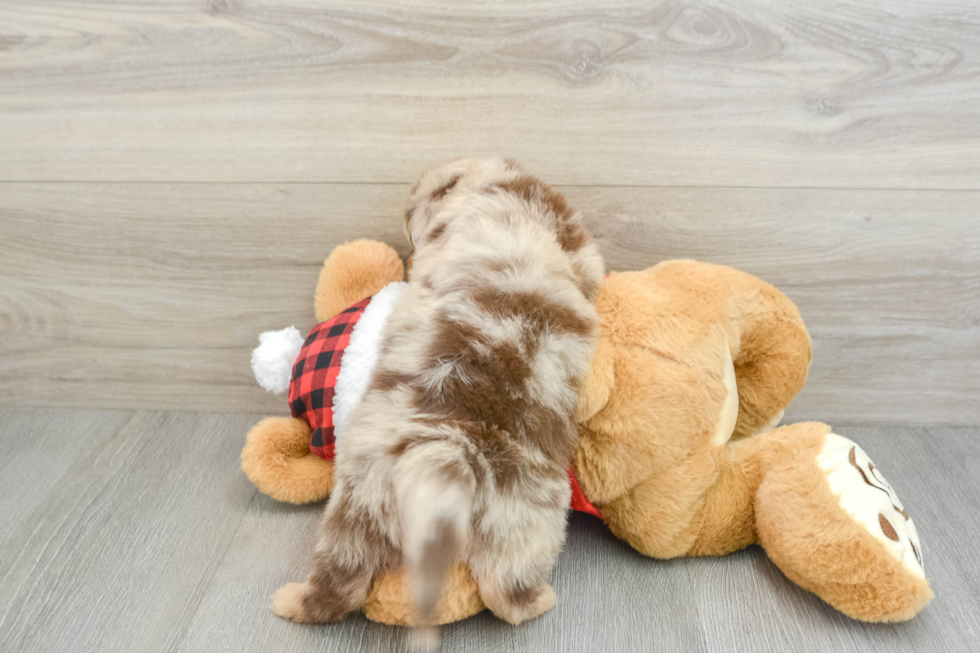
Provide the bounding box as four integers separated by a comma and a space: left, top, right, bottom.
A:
602, 417, 932, 621
314, 240, 405, 322
602, 422, 818, 559
241, 417, 334, 504
752, 422, 933, 622
724, 273, 812, 440
676, 422, 827, 558
598, 447, 724, 558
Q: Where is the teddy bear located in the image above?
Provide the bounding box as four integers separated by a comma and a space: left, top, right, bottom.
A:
242, 239, 933, 626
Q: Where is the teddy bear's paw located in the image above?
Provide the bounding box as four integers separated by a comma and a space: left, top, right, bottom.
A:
817, 433, 924, 578
272, 582, 312, 622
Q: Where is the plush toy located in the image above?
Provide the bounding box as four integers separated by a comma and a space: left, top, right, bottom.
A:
242, 239, 933, 626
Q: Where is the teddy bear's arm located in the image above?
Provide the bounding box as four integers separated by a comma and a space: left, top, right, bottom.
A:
241, 416, 334, 504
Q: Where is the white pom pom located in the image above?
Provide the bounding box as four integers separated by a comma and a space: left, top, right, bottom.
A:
251, 326, 305, 394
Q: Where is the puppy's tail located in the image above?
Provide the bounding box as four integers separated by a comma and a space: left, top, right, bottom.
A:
395, 440, 475, 647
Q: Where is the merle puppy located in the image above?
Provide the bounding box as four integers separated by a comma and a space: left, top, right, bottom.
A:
273, 157, 604, 630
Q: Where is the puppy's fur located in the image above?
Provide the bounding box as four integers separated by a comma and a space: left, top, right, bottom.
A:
272, 158, 604, 629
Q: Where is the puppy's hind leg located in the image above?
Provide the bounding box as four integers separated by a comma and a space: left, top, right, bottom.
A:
273, 485, 387, 623
472, 502, 565, 625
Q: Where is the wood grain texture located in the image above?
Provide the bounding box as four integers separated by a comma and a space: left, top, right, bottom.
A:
4, 411, 973, 653
2, 183, 977, 424
0, 408, 132, 535
1, 0, 979, 187
0, 409, 258, 653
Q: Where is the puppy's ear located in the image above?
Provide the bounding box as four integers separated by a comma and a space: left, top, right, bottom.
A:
404, 167, 464, 247
404, 157, 517, 247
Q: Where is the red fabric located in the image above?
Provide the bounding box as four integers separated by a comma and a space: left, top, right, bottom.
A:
289, 297, 371, 459
299, 296, 602, 519
569, 468, 602, 518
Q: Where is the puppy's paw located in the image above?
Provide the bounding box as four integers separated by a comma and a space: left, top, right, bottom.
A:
531, 584, 556, 619
272, 582, 310, 622
486, 583, 557, 625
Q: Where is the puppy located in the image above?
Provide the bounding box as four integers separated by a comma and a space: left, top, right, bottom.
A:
272, 158, 604, 631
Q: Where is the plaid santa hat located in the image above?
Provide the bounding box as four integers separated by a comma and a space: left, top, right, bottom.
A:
251, 281, 600, 518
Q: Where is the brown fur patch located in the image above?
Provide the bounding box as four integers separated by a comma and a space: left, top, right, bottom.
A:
497, 176, 588, 252
427, 222, 448, 243
410, 314, 577, 488
371, 369, 415, 393
498, 176, 573, 222
437, 456, 473, 487
463, 423, 529, 491
505, 584, 540, 607
299, 568, 361, 623
553, 217, 589, 253
473, 288, 593, 339
431, 175, 460, 201
387, 432, 438, 457
412, 318, 530, 428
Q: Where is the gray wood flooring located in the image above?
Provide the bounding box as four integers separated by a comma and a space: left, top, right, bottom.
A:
0, 408, 976, 653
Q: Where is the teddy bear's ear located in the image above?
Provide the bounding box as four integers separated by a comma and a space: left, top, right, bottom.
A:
576, 339, 615, 423
314, 240, 405, 322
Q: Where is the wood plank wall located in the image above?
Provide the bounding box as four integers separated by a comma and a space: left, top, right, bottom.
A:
1, 1, 978, 424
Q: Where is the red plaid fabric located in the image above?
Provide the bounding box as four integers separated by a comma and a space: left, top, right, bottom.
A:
288, 297, 371, 462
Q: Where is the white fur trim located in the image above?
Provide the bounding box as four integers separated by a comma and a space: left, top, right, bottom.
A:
333, 282, 407, 441
818, 433, 925, 577
251, 326, 305, 394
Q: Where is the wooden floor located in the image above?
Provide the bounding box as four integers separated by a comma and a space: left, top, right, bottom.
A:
0, 408, 976, 653
2, 1, 979, 652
